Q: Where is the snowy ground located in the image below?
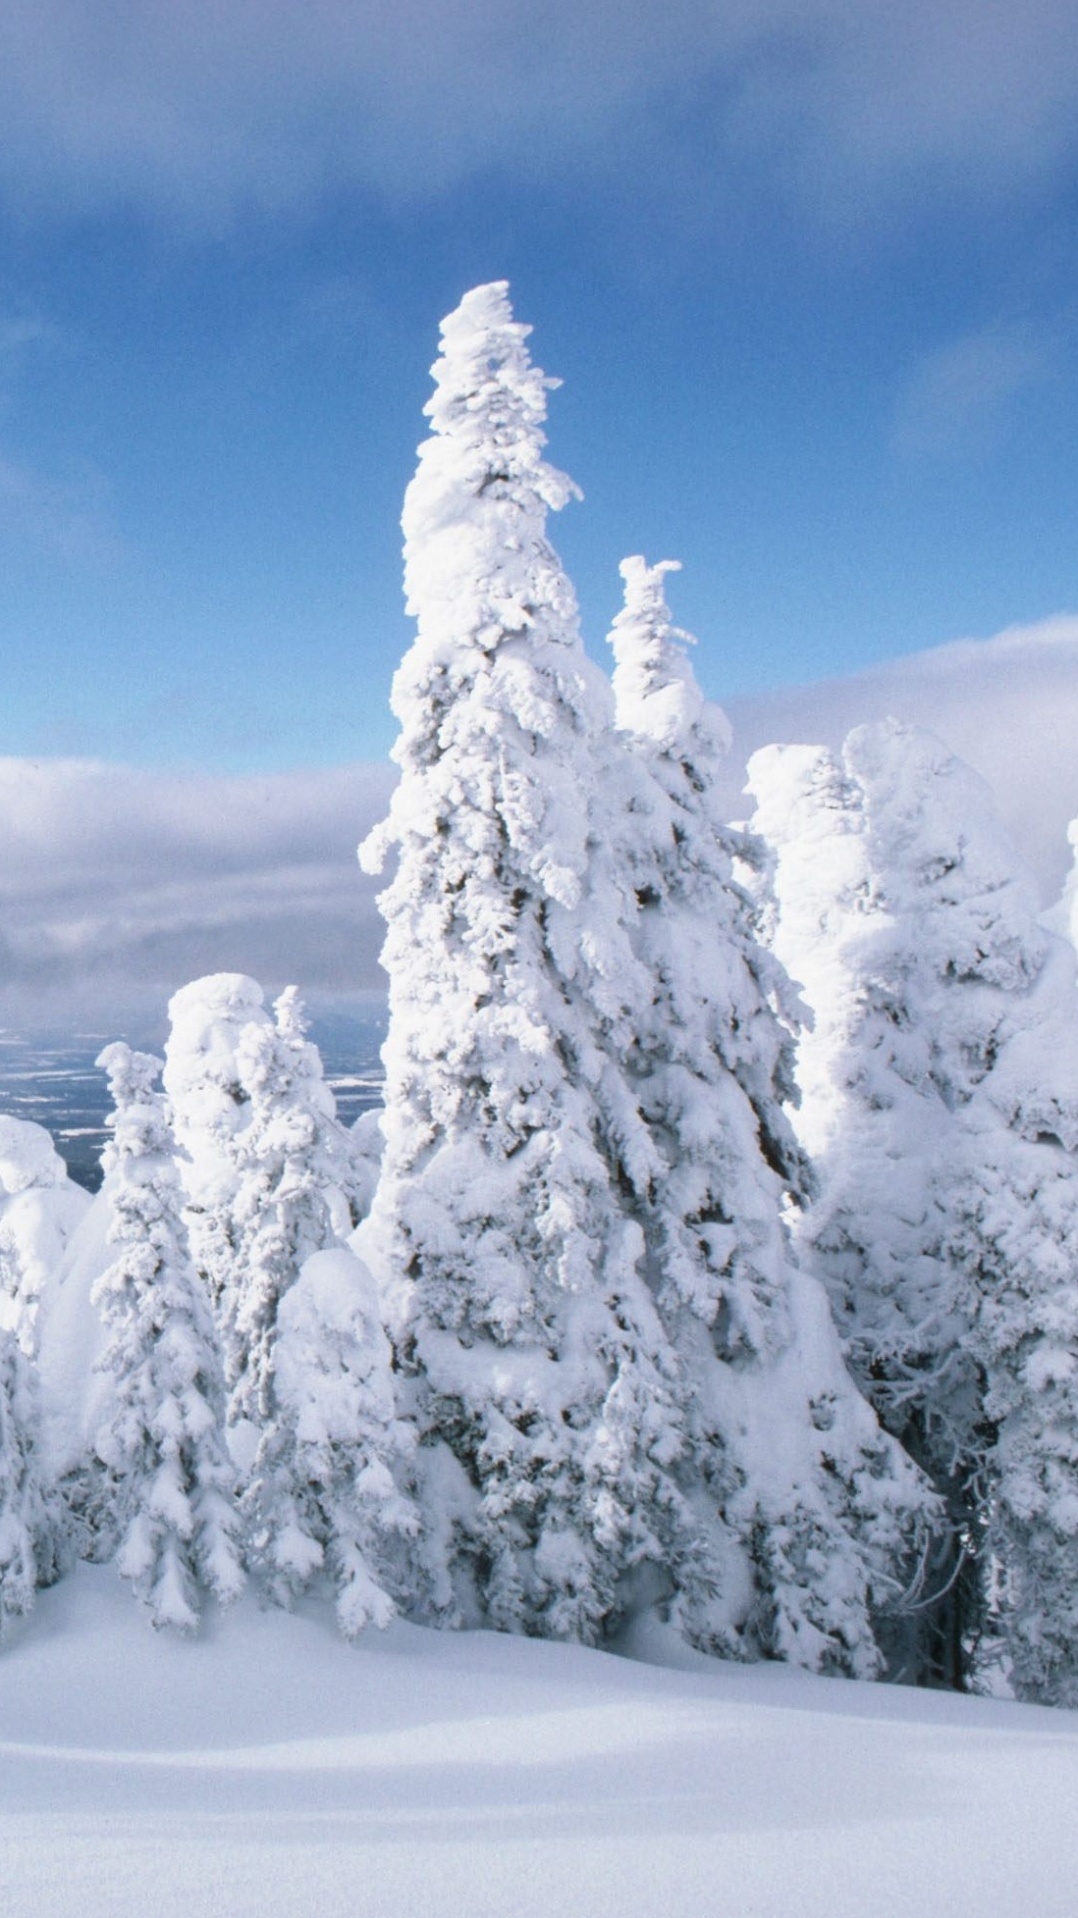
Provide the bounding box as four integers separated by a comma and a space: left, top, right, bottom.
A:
2, 1569, 1077, 1917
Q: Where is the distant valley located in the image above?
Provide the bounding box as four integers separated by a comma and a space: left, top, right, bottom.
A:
0, 1023, 386, 1192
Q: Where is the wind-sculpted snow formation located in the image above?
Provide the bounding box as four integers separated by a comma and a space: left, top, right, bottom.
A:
2, 283, 1078, 1709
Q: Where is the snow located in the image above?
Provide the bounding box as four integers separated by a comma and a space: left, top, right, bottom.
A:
1, 1564, 1077, 1918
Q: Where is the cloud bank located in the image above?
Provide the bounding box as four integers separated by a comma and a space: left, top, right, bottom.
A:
1, 0, 1076, 222
0, 758, 394, 1031
0, 613, 1075, 1032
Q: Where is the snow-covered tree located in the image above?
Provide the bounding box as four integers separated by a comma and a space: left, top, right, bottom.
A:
163, 973, 271, 1312
164, 974, 361, 1338
0, 1118, 90, 1355
359, 283, 709, 1644
749, 719, 1078, 1697
950, 1011, 1078, 1704
244, 1244, 418, 1636
91, 1043, 244, 1630
225, 986, 358, 1435
0, 1328, 45, 1634
605, 559, 932, 1672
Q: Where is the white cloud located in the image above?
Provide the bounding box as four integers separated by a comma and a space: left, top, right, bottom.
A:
0, 0, 1076, 224
718, 612, 1078, 907
0, 758, 395, 1028
1, 613, 1075, 1032
892, 321, 1059, 456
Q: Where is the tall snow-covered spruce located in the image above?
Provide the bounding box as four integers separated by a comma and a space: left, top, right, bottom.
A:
749, 720, 1078, 1700
605, 558, 933, 1672
226, 986, 358, 1433
162, 973, 362, 1419
359, 282, 707, 1643
90, 1043, 244, 1631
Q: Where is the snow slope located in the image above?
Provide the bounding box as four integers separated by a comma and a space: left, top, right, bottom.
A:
2, 1567, 1076, 1918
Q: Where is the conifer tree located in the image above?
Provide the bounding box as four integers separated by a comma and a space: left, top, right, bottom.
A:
606, 560, 932, 1672
244, 1243, 418, 1636
162, 973, 271, 1312
950, 992, 1078, 1704
226, 987, 355, 1433
749, 719, 1078, 1697
91, 1043, 244, 1630
0, 1327, 44, 1634
0, 1118, 90, 1355
163, 973, 361, 1361
359, 283, 707, 1643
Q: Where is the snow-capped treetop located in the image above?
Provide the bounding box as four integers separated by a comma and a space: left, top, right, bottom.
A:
0, 1116, 90, 1354
0, 1117, 71, 1197
608, 555, 807, 1196
842, 721, 1047, 1007
609, 555, 730, 760
98, 1043, 165, 1157
163, 973, 276, 1305
749, 720, 1062, 1147
419, 279, 579, 538
242, 987, 339, 1130
163, 973, 271, 1184
362, 279, 598, 913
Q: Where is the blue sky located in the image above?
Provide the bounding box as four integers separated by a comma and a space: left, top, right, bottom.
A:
3, 0, 1078, 773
